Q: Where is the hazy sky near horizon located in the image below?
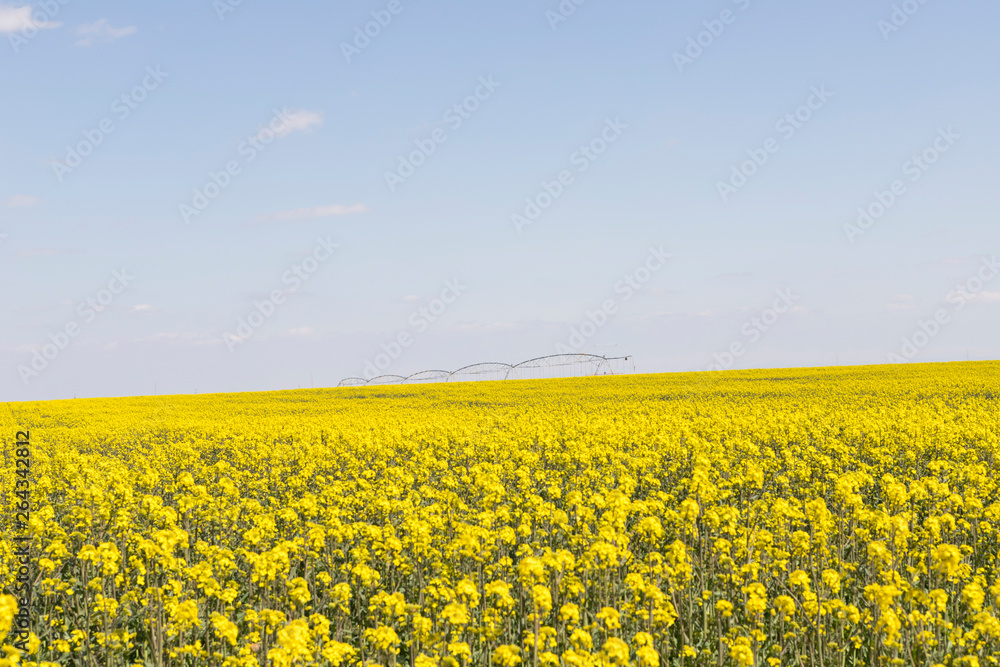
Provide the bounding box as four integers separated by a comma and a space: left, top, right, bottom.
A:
2, 0, 999, 401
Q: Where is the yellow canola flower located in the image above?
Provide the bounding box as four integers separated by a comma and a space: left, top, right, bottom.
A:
448, 641, 472, 663
167, 600, 200, 633
441, 602, 469, 626
3, 361, 999, 665
774, 595, 796, 619
788, 570, 810, 588
0, 596, 16, 642
743, 582, 767, 617
821, 569, 841, 594
209, 612, 238, 647
493, 645, 521, 667
517, 557, 545, 586
601, 637, 629, 666
596, 607, 621, 630
559, 603, 580, 626
269, 618, 313, 667
569, 628, 593, 651
730, 637, 754, 667
961, 582, 985, 612
321, 641, 356, 666
364, 625, 400, 655
455, 578, 480, 607
287, 577, 311, 607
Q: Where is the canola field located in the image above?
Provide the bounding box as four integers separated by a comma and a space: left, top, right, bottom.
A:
2, 361, 1000, 667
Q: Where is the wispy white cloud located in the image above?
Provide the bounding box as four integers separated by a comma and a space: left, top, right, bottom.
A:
886, 303, 917, 312
938, 256, 978, 266
18, 247, 83, 257
74, 18, 136, 47
270, 109, 323, 137
969, 291, 1000, 304
0, 4, 60, 33
272, 203, 369, 221
3, 194, 38, 207
134, 332, 206, 344
452, 321, 520, 334
886, 294, 916, 312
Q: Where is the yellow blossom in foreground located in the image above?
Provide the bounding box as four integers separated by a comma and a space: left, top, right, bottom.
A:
2, 361, 999, 667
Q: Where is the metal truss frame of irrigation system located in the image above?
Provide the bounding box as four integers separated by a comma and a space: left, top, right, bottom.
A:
337, 353, 634, 387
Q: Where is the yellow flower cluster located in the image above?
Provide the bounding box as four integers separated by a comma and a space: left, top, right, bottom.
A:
1, 360, 999, 666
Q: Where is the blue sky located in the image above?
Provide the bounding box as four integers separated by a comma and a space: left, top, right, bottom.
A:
2, 0, 999, 400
